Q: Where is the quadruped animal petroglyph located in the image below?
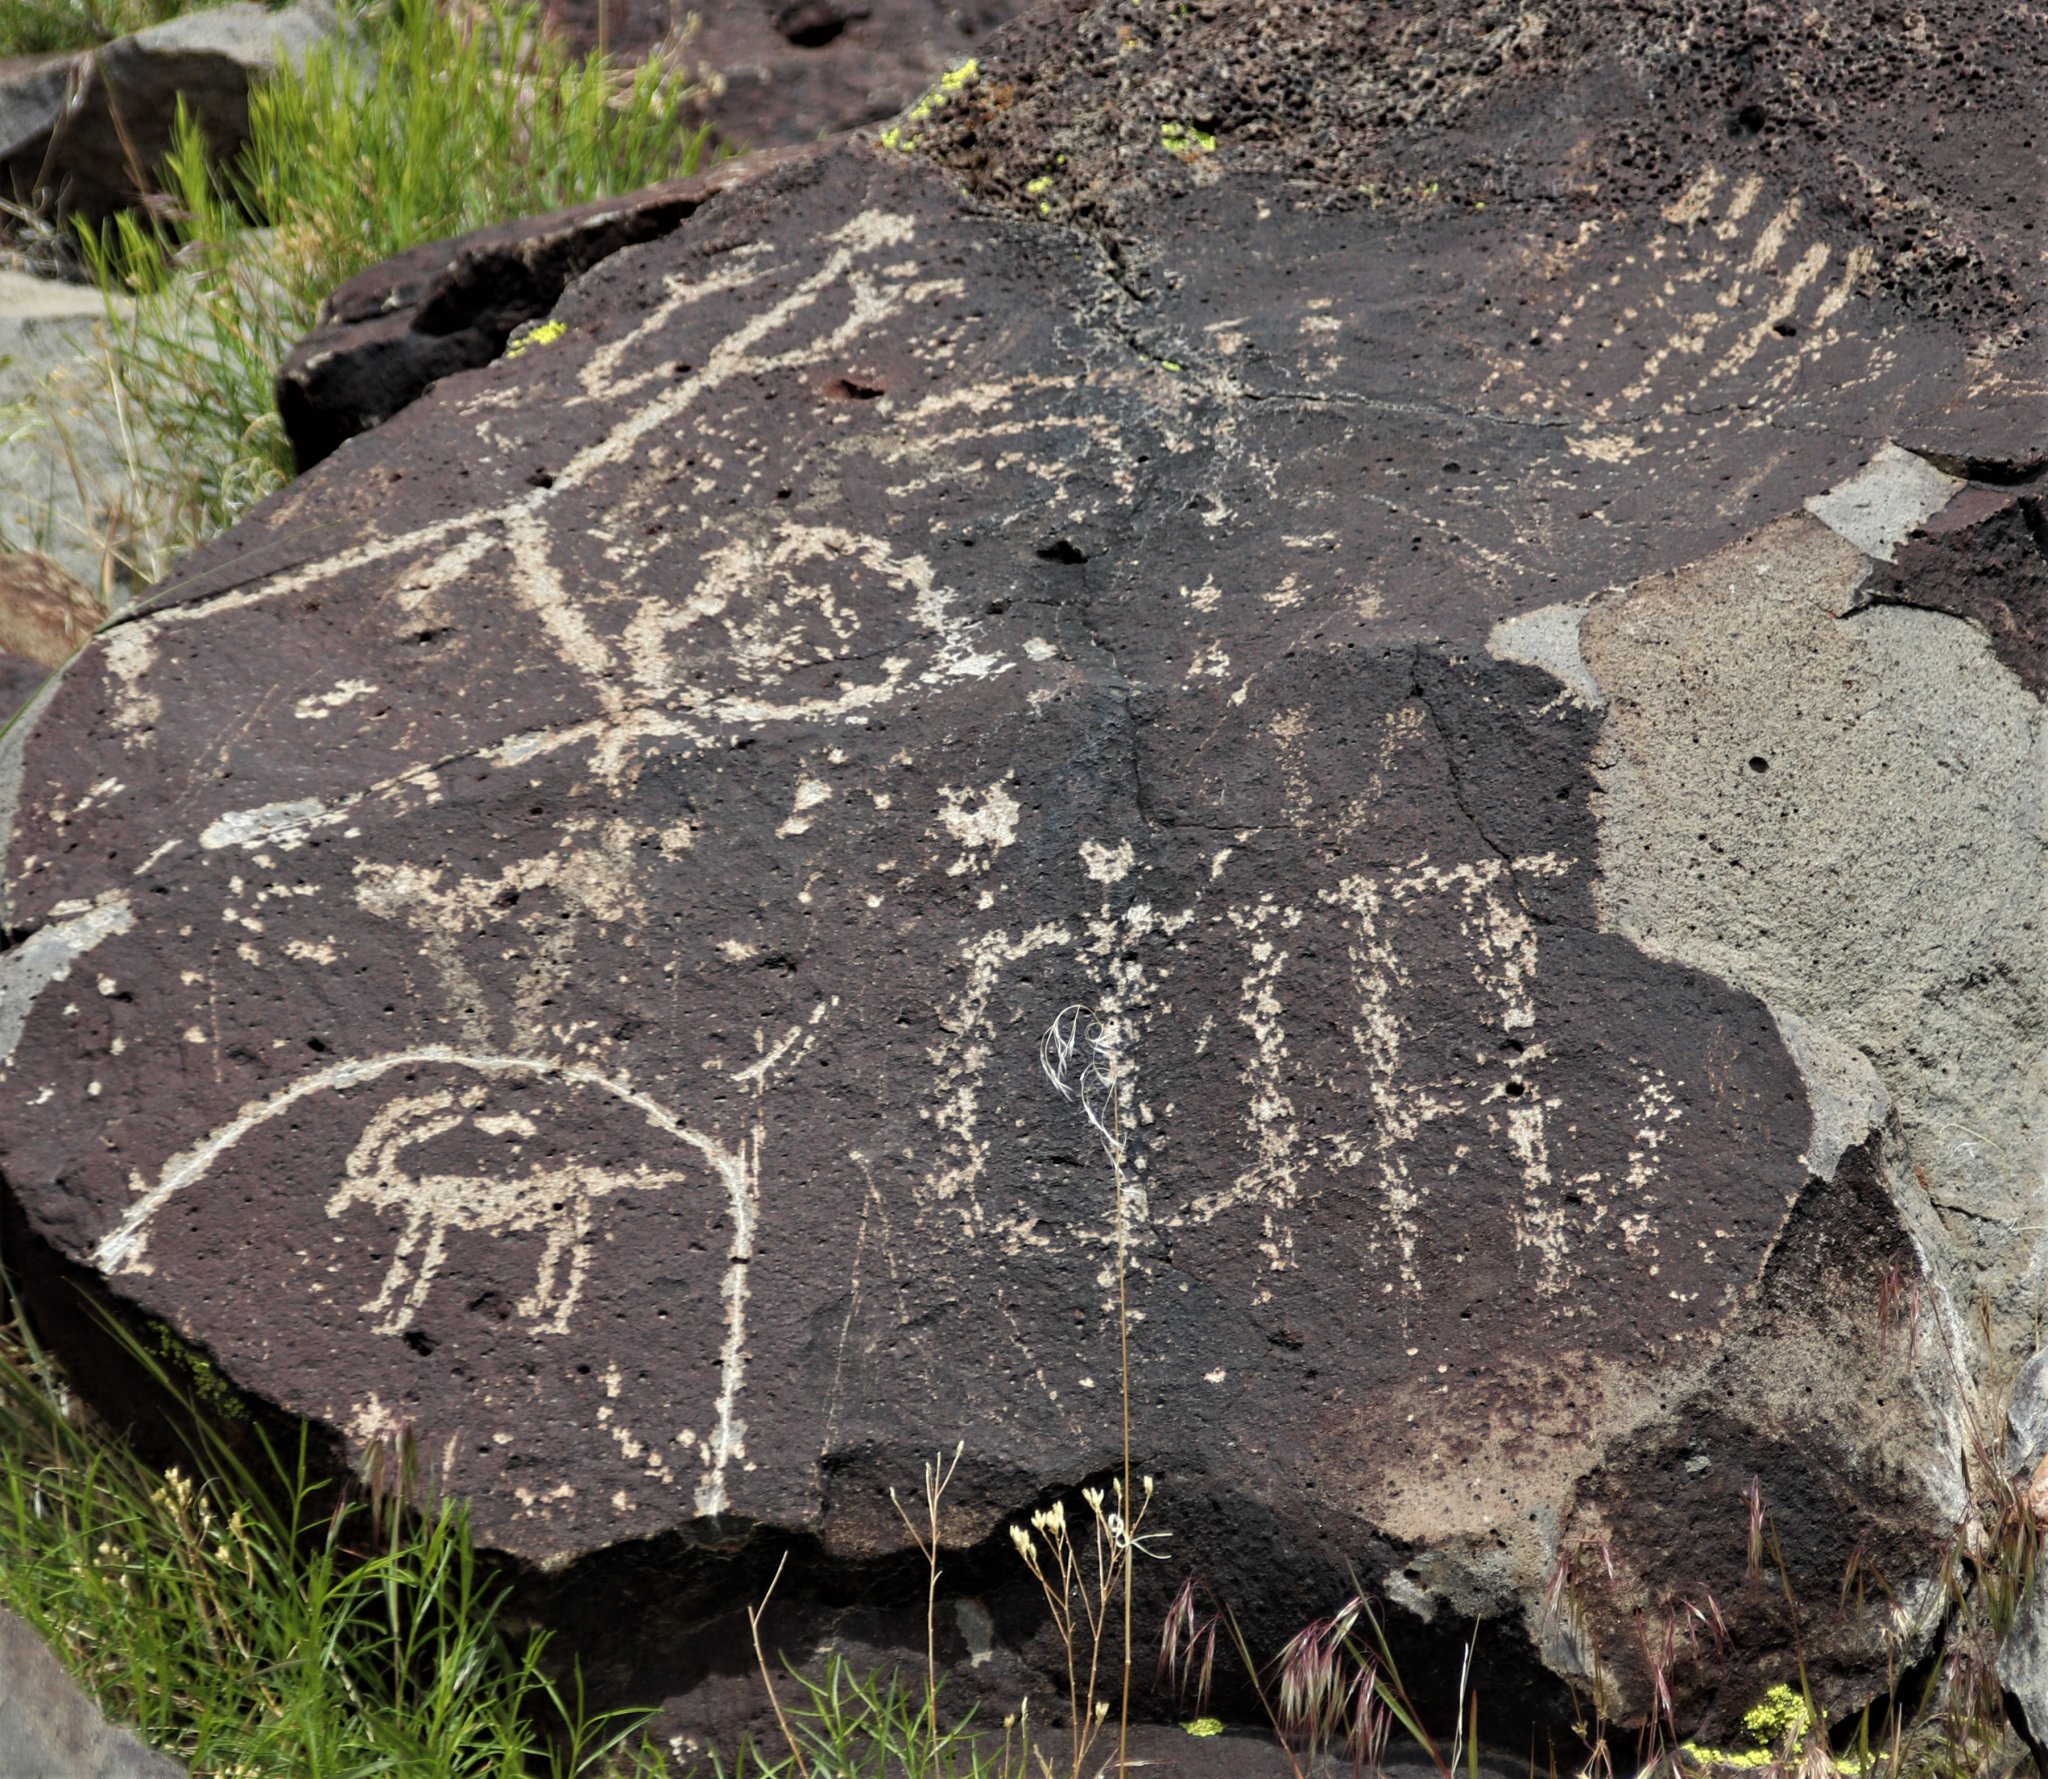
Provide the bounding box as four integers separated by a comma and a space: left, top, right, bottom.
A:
328, 1084, 694, 1337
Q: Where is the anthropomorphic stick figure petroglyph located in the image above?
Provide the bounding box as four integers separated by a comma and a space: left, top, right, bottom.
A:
326, 1086, 691, 1336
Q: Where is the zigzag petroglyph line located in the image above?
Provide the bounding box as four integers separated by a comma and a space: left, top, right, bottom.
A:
114, 211, 952, 671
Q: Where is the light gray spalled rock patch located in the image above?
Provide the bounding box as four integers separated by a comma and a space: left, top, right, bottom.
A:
1486, 600, 1604, 708
2005, 1580, 2048, 1754
1769, 1007, 1890, 1181
0, 889, 131, 1065
1580, 507, 2048, 1362
2009, 1348, 2048, 1472
0, 1605, 183, 1778
1804, 442, 1965, 563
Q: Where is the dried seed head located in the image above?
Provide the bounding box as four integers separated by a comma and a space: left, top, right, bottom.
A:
1040, 1004, 1129, 1161
1009, 1524, 1037, 1564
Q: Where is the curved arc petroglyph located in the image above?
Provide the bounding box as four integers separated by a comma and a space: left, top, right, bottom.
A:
93, 1047, 738, 1273
90, 1024, 827, 1516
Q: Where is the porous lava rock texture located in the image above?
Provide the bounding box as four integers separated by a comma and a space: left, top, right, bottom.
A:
543, 0, 1020, 150
4, 0, 2045, 1744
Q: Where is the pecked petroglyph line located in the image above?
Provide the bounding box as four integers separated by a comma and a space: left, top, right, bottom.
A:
160, 540, 1006, 871
328, 1087, 690, 1336
1323, 870, 1438, 1296
698, 1004, 829, 1514
1312, 853, 1602, 1302
94, 1048, 744, 1275
1185, 900, 1315, 1260
88, 1023, 823, 1514
1598, 173, 1875, 424
118, 211, 955, 674
1470, 161, 1884, 467
921, 923, 1073, 1237
573, 244, 779, 401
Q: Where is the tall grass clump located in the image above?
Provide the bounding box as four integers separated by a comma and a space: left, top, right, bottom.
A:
0, 0, 215, 57
0, 1297, 656, 1774
78, 0, 710, 567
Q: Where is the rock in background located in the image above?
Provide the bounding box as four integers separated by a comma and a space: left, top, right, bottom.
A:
275, 155, 789, 472
0, 269, 122, 724
0, 269, 127, 598
0, 1606, 183, 1778
0, 0, 334, 223
2, 0, 2043, 1749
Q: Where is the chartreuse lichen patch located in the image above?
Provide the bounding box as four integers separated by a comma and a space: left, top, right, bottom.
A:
1159, 120, 1216, 157
1022, 154, 1068, 214
1183, 1717, 1225, 1738
880, 56, 980, 153
504, 319, 567, 360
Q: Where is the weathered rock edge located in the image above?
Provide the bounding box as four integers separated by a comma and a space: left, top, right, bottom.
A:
0, 1604, 183, 1779
276, 151, 799, 473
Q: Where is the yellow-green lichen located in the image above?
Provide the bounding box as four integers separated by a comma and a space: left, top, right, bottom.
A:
882, 56, 982, 152
1681, 1686, 1835, 1773
1183, 1718, 1225, 1738
1678, 1742, 1774, 1771
1744, 1685, 1817, 1745
151, 1323, 248, 1421
504, 319, 567, 360
1158, 120, 1216, 157
1024, 175, 1054, 196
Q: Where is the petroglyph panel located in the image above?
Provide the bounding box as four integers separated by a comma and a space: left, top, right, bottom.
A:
0, 94, 1998, 1720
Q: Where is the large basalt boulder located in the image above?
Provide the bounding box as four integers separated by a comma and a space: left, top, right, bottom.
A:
3, 0, 2042, 1746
